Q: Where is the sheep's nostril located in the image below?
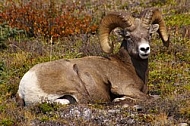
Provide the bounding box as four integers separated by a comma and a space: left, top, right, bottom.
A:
140, 47, 150, 52
140, 48, 145, 52
146, 47, 150, 51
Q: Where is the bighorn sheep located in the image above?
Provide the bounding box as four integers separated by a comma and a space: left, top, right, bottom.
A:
16, 8, 169, 106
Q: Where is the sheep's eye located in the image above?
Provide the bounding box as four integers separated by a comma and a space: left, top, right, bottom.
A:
149, 34, 152, 40
126, 35, 131, 39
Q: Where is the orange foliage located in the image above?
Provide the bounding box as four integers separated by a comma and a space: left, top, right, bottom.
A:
0, 0, 98, 38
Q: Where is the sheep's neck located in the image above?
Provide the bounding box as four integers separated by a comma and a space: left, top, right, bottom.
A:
131, 57, 148, 85
116, 47, 148, 84
118, 47, 148, 84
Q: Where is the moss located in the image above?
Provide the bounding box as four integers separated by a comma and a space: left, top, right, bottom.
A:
166, 14, 190, 26
179, 100, 190, 118
0, 118, 14, 126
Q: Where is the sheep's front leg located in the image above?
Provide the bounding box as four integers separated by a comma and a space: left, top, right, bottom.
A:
112, 87, 151, 104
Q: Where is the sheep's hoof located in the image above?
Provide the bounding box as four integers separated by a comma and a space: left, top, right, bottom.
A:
112, 96, 139, 107
54, 99, 70, 105
55, 95, 77, 105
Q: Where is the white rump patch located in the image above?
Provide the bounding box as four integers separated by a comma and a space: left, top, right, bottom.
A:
17, 71, 65, 105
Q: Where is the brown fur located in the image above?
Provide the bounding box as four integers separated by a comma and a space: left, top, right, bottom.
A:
16, 93, 25, 107
32, 48, 148, 104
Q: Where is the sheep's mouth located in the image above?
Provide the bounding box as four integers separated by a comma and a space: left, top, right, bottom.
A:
139, 54, 149, 59
142, 54, 149, 57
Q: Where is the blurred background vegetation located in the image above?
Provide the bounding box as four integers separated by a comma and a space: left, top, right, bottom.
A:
0, 0, 189, 125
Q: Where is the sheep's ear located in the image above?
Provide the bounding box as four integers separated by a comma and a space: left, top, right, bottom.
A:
149, 24, 159, 33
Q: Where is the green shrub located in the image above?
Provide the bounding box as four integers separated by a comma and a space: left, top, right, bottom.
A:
166, 14, 190, 26
0, 118, 14, 126
37, 102, 58, 114
0, 22, 24, 50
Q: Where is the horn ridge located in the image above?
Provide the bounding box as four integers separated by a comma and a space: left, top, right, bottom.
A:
151, 9, 169, 47
99, 12, 135, 53
141, 8, 169, 47
141, 9, 154, 29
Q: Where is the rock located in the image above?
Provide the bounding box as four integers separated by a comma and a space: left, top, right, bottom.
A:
83, 108, 92, 120
69, 107, 81, 117
127, 118, 135, 124
151, 94, 161, 100
122, 103, 129, 108
133, 105, 143, 111
178, 123, 188, 126
108, 109, 120, 113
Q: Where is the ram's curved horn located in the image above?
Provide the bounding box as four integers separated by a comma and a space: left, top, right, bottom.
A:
141, 8, 169, 47
99, 12, 136, 53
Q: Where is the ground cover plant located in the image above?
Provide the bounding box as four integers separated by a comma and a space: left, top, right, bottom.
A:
0, 0, 189, 125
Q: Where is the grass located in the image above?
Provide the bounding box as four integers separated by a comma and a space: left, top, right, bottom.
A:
0, 0, 190, 125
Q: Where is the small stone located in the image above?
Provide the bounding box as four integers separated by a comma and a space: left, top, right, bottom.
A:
70, 108, 81, 117
127, 118, 135, 124
122, 104, 129, 108
151, 95, 161, 100
83, 108, 92, 120
174, 82, 180, 86
133, 105, 143, 111
178, 123, 188, 126
108, 109, 120, 113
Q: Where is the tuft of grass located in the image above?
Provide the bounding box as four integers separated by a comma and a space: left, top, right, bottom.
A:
36, 102, 59, 114
0, 118, 14, 126
179, 100, 190, 118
